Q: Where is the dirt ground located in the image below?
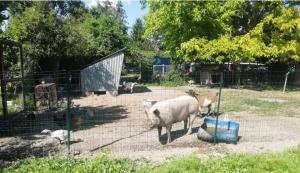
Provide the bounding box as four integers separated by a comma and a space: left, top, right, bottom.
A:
1, 86, 300, 162
70, 86, 300, 161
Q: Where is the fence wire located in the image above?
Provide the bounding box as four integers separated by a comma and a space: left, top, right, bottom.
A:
0, 70, 300, 162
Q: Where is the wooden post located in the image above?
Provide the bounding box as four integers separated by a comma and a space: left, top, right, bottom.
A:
0, 44, 8, 117
283, 72, 290, 93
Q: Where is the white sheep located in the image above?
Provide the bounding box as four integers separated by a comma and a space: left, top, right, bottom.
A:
123, 81, 137, 94
41, 129, 72, 144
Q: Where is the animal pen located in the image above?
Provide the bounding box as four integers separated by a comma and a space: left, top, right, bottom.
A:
1, 50, 300, 162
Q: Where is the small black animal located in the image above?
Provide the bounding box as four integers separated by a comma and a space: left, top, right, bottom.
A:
25, 112, 36, 120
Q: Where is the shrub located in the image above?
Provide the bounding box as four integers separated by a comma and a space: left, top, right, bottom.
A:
161, 68, 185, 87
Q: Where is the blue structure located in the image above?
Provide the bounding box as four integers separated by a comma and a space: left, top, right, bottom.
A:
198, 117, 240, 144
154, 56, 171, 65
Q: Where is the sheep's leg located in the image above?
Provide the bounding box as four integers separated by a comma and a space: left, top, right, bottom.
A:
187, 114, 197, 135
166, 125, 172, 143
184, 119, 188, 132
157, 126, 162, 139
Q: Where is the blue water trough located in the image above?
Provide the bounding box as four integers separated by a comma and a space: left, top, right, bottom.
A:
197, 117, 240, 144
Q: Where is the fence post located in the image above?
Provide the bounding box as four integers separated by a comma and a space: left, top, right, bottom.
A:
283, 72, 289, 93
0, 44, 8, 118
214, 72, 223, 143
20, 45, 26, 111
66, 71, 72, 155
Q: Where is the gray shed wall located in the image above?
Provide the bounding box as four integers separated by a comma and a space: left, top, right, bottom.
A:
81, 52, 124, 92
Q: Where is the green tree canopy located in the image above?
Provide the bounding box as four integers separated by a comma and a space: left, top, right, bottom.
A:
144, 0, 300, 64
82, 2, 128, 57
5, 1, 128, 71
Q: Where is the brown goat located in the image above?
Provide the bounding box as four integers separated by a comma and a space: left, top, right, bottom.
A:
187, 90, 219, 115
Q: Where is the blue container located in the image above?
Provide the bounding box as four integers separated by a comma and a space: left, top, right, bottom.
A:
154, 57, 171, 65
199, 117, 240, 144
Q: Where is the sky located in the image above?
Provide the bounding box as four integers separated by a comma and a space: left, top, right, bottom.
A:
84, 0, 149, 30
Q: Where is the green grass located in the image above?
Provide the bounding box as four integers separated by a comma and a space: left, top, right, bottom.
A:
2, 154, 134, 173
3, 146, 300, 173
140, 86, 300, 116
190, 88, 300, 116
138, 146, 300, 173
222, 97, 284, 114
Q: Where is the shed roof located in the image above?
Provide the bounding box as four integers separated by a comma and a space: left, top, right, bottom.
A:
81, 48, 126, 70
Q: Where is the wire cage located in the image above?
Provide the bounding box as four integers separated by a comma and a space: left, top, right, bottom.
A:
0, 69, 300, 163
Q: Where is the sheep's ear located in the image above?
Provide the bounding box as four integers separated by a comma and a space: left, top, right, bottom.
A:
153, 109, 160, 117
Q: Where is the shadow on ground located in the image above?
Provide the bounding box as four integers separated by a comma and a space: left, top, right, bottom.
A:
72, 105, 129, 131
118, 85, 152, 95
0, 105, 128, 162
159, 127, 199, 145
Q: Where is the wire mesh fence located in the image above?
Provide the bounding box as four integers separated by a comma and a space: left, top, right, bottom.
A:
153, 65, 173, 76
0, 70, 300, 162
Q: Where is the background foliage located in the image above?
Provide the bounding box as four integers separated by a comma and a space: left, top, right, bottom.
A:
2, 1, 128, 72
144, 1, 300, 64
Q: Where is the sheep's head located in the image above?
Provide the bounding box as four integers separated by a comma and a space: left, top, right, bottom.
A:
41, 129, 51, 135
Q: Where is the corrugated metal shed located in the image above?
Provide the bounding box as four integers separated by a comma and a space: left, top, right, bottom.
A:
80, 49, 125, 92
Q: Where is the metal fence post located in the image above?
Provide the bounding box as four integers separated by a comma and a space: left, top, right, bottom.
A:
66, 71, 72, 155
214, 72, 223, 143
0, 44, 8, 118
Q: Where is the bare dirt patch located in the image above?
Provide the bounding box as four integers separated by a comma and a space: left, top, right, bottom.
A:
1, 86, 300, 162
70, 86, 300, 160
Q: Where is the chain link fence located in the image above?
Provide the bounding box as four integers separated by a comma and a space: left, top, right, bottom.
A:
1, 70, 300, 162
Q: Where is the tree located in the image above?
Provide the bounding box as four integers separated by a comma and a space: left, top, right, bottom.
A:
6, 1, 89, 71
144, 0, 300, 64
5, 1, 128, 71
179, 3, 300, 64
144, 1, 225, 62
81, 3, 128, 57
130, 18, 152, 50
131, 18, 144, 45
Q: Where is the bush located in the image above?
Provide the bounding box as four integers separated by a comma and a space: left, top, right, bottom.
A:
161, 69, 185, 87
24, 93, 35, 111
140, 59, 153, 83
